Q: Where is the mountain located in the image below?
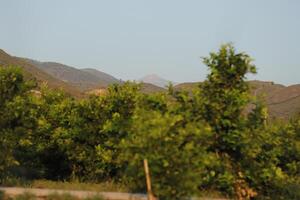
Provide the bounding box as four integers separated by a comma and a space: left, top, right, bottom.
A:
140, 74, 174, 88
250, 81, 300, 119
174, 82, 200, 92
140, 82, 167, 93
24, 59, 121, 91
0, 49, 83, 97
1, 49, 299, 119
86, 82, 166, 96
0, 49, 163, 96
82, 68, 121, 85
174, 81, 300, 120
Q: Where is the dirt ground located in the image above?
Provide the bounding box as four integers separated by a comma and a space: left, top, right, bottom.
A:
0, 187, 229, 200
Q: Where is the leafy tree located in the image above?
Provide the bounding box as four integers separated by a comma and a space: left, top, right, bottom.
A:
199, 44, 258, 197
120, 91, 215, 200
200, 43, 256, 156
238, 119, 300, 199
32, 88, 75, 179
52, 82, 142, 181
0, 66, 36, 177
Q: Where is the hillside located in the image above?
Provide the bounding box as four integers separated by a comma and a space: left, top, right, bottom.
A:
174, 81, 300, 120
24, 59, 121, 91
251, 82, 300, 119
140, 74, 175, 88
0, 49, 164, 97
82, 68, 121, 85
86, 83, 166, 96
1, 49, 299, 119
0, 50, 83, 97
140, 82, 167, 93
174, 82, 201, 92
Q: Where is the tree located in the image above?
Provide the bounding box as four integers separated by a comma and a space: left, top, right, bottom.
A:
53, 82, 142, 180
199, 44, 257, 197
0, 66, 35, 177
200, 43, 256, 156
120, 90, 214, 200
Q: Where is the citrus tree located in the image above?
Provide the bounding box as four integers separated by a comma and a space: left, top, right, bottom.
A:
0, 66, 36, 177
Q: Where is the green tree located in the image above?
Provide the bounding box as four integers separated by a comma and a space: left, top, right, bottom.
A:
33, 87, 75, 179
53, 82, 142, 181
0, 66, 35, 177
199, 44, 257, 197
120, 90, 215, 200
200, 43, 256, 156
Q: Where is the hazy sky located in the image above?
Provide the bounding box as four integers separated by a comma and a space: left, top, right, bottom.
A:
1, 0, 299, 85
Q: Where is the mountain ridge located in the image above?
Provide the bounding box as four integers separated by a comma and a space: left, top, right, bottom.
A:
23, 58, 121, 91
139, 74, 176, 88
174, 81, 300, 120
1, 49, 299, 119
0, 49, 83, 97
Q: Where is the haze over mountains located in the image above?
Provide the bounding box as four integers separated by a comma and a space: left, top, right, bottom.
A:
0, 49, 83, 97
139, 74, 176, 88
0, 49, 165, 95
24, 58, 121, 91
1, 48, 300, 120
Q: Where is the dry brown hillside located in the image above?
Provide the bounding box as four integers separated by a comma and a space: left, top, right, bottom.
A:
0, 49, 83, 97
174, 81, 300, 120
140, 82, 166, 94
1, 49, 299, 119
23, 59, 121, 91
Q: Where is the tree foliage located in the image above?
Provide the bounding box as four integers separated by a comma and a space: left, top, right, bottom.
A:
0, 44, 299, 199
0, 67, 36, 175
120, 91, 215, 199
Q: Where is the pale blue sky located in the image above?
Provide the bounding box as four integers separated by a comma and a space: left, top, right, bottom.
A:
1, 0, 299, 85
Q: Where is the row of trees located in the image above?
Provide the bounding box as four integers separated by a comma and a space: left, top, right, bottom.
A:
0, 44, 299, 199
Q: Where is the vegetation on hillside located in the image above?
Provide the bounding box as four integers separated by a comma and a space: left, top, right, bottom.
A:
0, 50, 83, 98
0, 44, 299, 200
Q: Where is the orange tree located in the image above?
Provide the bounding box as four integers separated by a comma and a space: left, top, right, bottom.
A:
120, 90, 215, 200
198, 44, 258, 197
0, 66, 36, 178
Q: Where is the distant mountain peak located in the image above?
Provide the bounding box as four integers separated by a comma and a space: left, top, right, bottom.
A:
143, 73, 162, 78
140, 74, 175, 88
0, 49, 9, 56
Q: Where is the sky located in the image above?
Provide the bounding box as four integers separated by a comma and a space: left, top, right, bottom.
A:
0, 0, 300, 85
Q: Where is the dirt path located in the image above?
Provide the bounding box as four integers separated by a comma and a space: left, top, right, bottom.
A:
0, 187, 229, 200
0, 187, 146, 200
